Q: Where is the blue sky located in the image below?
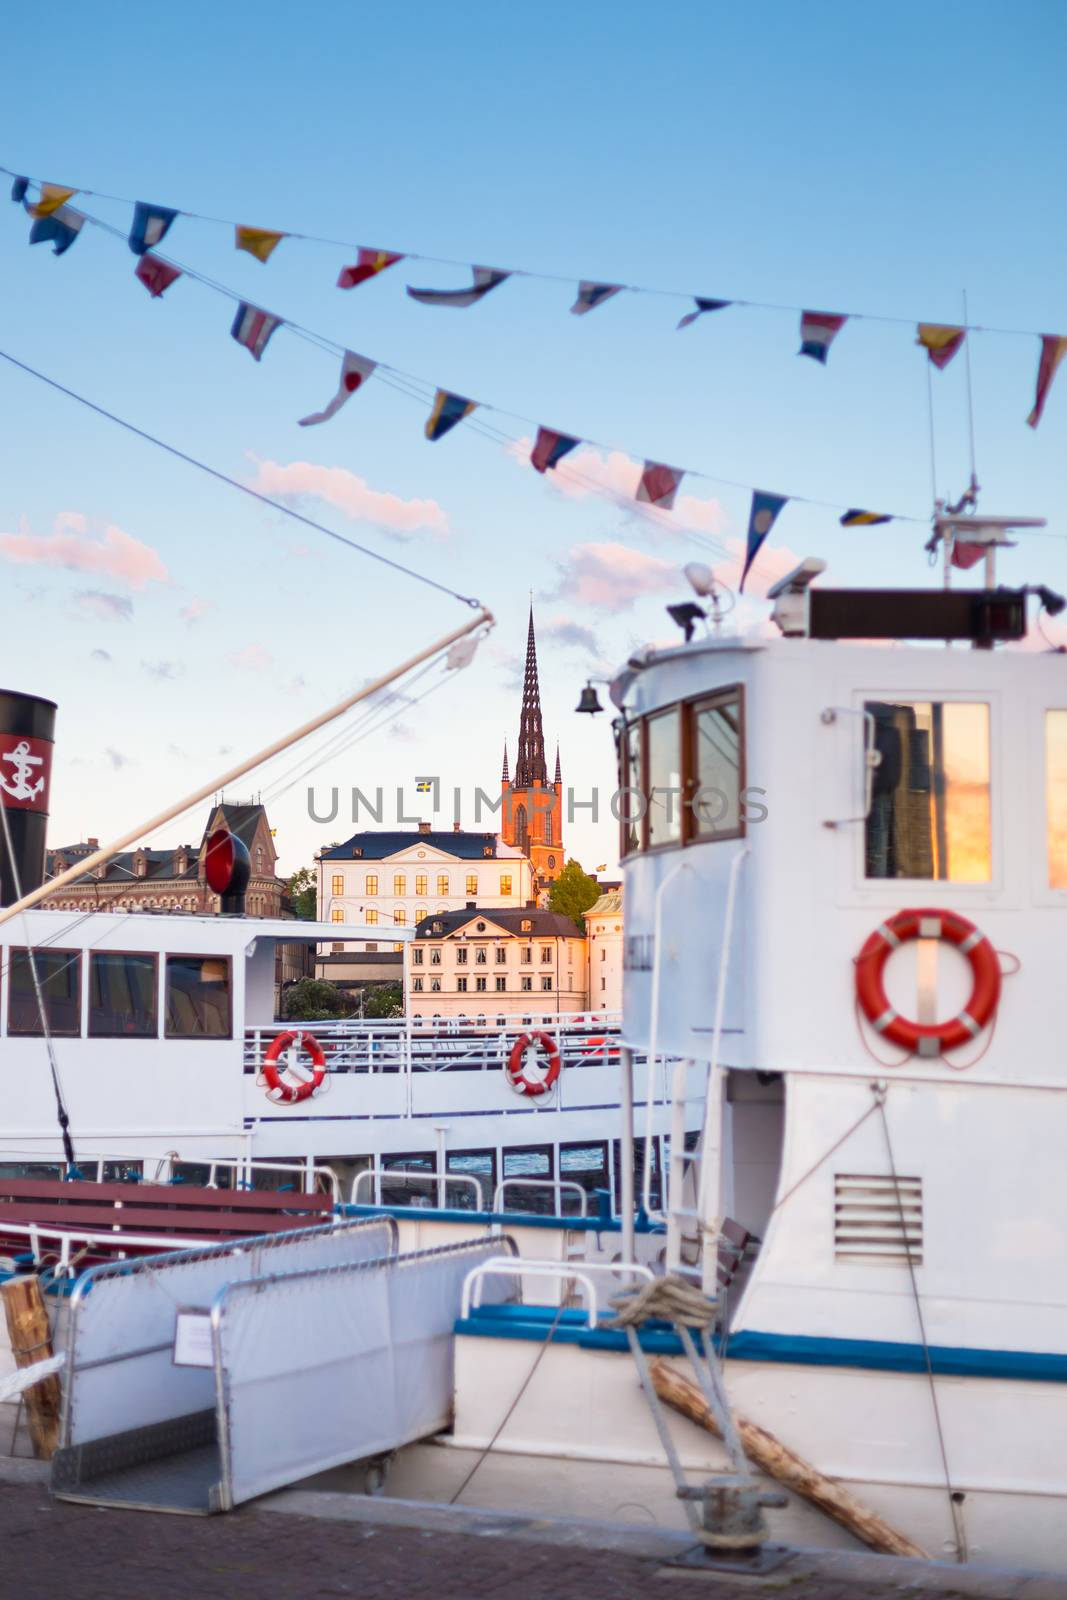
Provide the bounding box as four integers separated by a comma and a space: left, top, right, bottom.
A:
2, 0, 1065, 877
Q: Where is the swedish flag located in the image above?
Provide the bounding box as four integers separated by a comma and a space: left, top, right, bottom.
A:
415, 781, 433, 793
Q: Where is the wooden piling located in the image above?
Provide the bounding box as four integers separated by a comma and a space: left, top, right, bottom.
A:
2, 1275, 62, 1459
648, 1357, 929, 1560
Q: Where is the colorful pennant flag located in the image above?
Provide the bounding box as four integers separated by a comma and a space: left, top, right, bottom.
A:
571, 281, 622, 315
230, 301, 283, 361
840, 508, 891, 526
799, 310, 847, 364
531, 427, 581, 473
1027, 334, 1067, 429
31, 183, 76, 218
236, 225, 285, 263
917, 323, 965, 370
10, 176, 28, 204
128, 202, 178, 256
637, 461, 684, 510
135, 254, 182, 298
425, 388, 476, 441
28, 208, 84, 256
337, 249, 404, 289
677, 297, 730, 330
740, 491, 788, 592
407, 266, 510, 308
299, 351, 377, 426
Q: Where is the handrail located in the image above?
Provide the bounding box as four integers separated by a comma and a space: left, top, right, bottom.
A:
350, 1166, 484, 1209
492, 1177, 589, 1218
0, 1219, 204, 1278
204, 1159, 341, 1203
460, 1256, 654, 1329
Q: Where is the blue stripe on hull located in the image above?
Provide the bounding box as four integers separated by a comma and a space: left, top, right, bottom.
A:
455, 1306, 1067, 1384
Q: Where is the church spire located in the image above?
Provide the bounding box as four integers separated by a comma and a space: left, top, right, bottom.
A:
501, 740, 510, 783
514, 604, 548, 788
554, 743, 561, 785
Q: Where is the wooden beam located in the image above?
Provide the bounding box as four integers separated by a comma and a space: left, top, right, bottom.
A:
2, 1276, 62, 1460
649, 1357, 928, 1560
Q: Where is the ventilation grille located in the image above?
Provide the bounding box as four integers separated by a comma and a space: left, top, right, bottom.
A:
834, 1174, 923, 1264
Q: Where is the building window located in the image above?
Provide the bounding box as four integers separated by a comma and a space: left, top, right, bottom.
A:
865, 700, 991, 882
430, 976, 442, 992
521, 947, 532, 964
366, 908, 378, 925
412, 977, 424, 992
601, 976, 606, 991
394, 943, 403, 952
688, 690, 744, 840
495, 947, 507, 964
87, 952, 158, 1038
8, 948, 81, 1037
394, 908, 406, 925
520, 918, 532, 932
475, 976, 487, 992
456, 947, 469, 965
500, 874, 512, 895
415, 874, 427, 896
331, 874, 344, 896
165, 956, 231, 1039
475, 947, 487, 964
541, 976, 552, 992
521, 975, 533, 992
540, 946, 552, 963
466, 874, 477, 896
415, 907, 427, 923
1047, 710, 1067, 888
495, 976, 507, 992
366, 874, 378, 896
437, 874, 449, 895
430, 948, 442, 964
412, 948, 424, 965
601, 947, 606, 960
457, 976, 468, 993
331, 908, 345, 923
393, 874, 406, 896
366, 942, 378, 951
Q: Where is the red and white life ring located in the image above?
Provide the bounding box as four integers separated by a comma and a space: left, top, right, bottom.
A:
505, 1032, 561, 1097
259, 1030, 327, 1104
855, 908, 1001, 1057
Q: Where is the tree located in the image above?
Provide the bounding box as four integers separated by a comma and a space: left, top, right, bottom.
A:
547, 858, 601, 931
364, 982, 403, 1019
283, 978, 356, 1021
285, 865, 317, 921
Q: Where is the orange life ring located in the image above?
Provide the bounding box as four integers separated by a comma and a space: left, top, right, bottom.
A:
505, 1031, 561, 1097
855, 909, 1001, 1057
260, 1030, 327, 1104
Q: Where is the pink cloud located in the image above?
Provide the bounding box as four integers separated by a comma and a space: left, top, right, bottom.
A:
248, 458, 449, 539
509, 438, 727, 542
228, 643, 273, 671
179, 596, 213, 625
0, 515, 168, 589
548, 542, 681, 612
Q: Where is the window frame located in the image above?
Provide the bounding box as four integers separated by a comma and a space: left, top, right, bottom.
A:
7, 946, 82, 1038
164, 953, 233, 1041
88, 949, 159, 1040
619, 683, 747, 860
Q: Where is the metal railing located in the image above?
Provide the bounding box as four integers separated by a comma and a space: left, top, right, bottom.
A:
202, 1159, 341, 1203
351, 1167, 484, 1210
491, 1177, 589, 1217
0, 1219, 205, 1278
460, 1256, 654, 1329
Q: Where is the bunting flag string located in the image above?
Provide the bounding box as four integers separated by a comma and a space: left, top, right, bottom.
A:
799, 310, 847, 364
298, 350, 377, 426
840, 508, 891, 526
571, 281, 623, 315
128, 202, 178, 255
29, 207, 84, 256
1027, 335, 1067, 429
0, 181, 975, 539
677, 296, 731, 330
740, 492, 789, 591
917, 323, 966, 370
407, 265, 510, 308
30, 183, 76, 218
338, 248, 404, 288
236, 225, 286, 263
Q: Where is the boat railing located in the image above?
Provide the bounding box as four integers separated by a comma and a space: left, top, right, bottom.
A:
350, 1166, 483, 1210
0, 1219, 204, 1278
491, 1177, 590, 1217
460, 1256, 655, 1329
202, 1159, 341, 1203
242, 1012, 623, 1076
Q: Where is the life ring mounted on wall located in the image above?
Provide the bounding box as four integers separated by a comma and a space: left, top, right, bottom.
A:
505, 1032, 562, 1097
259, 1030, 328, 1104
855, 908, 1002, 1058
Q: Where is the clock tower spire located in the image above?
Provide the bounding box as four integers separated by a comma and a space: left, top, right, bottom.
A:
500, 604, 563, 884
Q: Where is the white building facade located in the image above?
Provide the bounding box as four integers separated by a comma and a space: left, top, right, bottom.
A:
405, 908, 587, 1020
585, 888, 622, 1015
316, 825, 535, 956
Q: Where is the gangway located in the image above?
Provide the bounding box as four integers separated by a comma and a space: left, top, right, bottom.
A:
51, 1222, 515, 1514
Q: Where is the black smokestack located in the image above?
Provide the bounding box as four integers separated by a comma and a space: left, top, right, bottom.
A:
0, 690, 57, 907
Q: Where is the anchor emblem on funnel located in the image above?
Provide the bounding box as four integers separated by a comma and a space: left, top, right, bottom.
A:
0, 740, 45, 804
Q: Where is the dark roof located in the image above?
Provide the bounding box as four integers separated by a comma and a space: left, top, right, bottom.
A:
200, 802, 268, 851
414, 907, 583, 940
322, 830, 504, 862
47, 845, 198, 886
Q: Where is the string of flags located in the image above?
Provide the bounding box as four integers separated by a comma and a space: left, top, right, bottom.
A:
4, 164, 1064, 432
1, 173, 1053, 592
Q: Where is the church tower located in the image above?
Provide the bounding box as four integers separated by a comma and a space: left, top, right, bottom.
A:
501, 606, 564, 884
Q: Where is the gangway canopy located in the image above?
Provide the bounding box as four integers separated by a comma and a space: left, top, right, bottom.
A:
52, 1230, 516, 1513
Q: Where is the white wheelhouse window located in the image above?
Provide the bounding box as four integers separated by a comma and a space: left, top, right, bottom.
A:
864, 699, 991, 883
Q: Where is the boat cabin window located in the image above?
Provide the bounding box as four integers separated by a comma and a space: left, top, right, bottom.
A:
865, 700, 991, 882
560, 1139, 609, 1200
7, 948, 81, 1037
89, 952, 158, 1038
447, 1148, 495, 1209
620, 686, 746, 857
502, 1144, 555, 1214
646, 707, 682, 847
688, 690, 744, 840
1047, 711, 1067, 889
165, 956, 232, 1039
